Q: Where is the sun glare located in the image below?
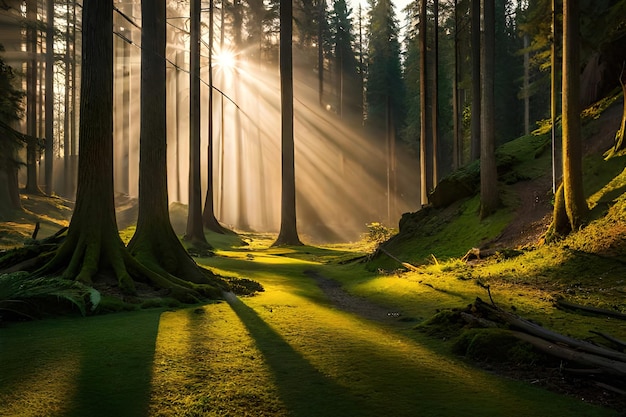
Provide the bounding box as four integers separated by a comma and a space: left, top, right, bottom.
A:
214, 49, 237, 71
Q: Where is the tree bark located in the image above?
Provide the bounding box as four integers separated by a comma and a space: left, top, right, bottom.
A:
419, 0, 429, 205
274, 0, 302, 246
470, 0, 481, 162
38, 0, 135, 291
185, 0, 212, 248
34, 0, 214, 302
561, 0, 588, 230
24, 0, 43, 195
202, 0, 227, 234
44, 0, 54, 194
607, 63, 626, 156
431, 0, 439, 189
480, 0, 498, 218
128, 0, 216, 288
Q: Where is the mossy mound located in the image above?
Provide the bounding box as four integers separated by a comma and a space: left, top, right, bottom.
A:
452, 328, 541, 365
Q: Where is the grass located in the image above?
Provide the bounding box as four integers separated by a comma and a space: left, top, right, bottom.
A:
1, 233, 622, 416
1, 96, 625, 416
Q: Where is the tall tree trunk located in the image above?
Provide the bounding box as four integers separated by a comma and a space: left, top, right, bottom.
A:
44, 0, 54, 194
274, 0, 302, 246
551, 0, 562, 192
419, 0, 429, 205
318, 0, 325, 107
560, 0, 588, 230
62, 0, 71, 197
431, 0, 439, 188
203, 0, 227, 233
128, 0, 216, 287
39, 0, 134, 290
523, 34, 530, 135
470, 0, 481, 162
38, 0, 215, 301
452, 0, 460, 170
24, 0, 42, 195
480, 0, 498, 218
185, 0, 211, 248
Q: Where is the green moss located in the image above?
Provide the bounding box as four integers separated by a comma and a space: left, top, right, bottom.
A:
95, 295, 138, 313
452, 328, 540, 365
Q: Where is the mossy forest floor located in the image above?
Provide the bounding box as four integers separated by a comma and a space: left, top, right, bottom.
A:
2, 96, 626, 416
1, 191, 625, 416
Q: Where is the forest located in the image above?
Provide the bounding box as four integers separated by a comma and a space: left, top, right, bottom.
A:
1, 0, 626, 416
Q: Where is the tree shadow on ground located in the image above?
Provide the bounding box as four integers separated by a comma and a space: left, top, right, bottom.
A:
224, 292, 369, 417
64, 310, 162, 417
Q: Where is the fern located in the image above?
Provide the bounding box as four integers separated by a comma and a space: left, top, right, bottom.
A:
0, 272, 101, 318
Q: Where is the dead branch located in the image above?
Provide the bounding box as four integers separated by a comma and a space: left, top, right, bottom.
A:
556, 298, 626, 321
474, 298, 626, 363
378, 247, 420, 271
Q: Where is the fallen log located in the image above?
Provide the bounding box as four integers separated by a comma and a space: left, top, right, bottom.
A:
590, 330, 626, 351
556, 298, 626, 321
475, 298, 626, 363
510, 330, 626, 378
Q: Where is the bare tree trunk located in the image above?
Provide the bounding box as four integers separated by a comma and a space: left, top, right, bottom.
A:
551, 0, 562, 193
318, 0, 325, 107
419, 0, 429, 205
184, 0, 211, 248
452, 0, 460, 170
431, 0, 439, 188
470, 0, 481, 162
44, 0, 54, 194
274, 0, 302, 246
24, 0, 43, 195
129, 0, 216, 286
203, 0, 226, 233
561, 0, 588, 230
480, 0, 498, 218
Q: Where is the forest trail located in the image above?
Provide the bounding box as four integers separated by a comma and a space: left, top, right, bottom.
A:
303, 269, 406, 325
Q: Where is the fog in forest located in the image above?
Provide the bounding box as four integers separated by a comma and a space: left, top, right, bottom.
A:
19, 2, 420, 243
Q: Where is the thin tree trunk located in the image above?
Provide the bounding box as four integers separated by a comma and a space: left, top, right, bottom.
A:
470, 0, 481, 162
274, 0, 302, 246
551, 0, 562, 193
561, 0, 588, 230
419, 0, 429, 205
185, 0, 211, 248
431, 0, 439, 188
44, 0, 54, 194
318, 0, 324, 107
480, 0, 498, 218
452, 0, 460, 170
203, 0, 226, 233
24, 0, 43, 195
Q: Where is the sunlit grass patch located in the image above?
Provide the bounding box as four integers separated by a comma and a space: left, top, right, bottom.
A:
149, 302, 288, 417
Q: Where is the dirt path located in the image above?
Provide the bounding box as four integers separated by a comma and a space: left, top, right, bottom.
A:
303, 270, 407, 325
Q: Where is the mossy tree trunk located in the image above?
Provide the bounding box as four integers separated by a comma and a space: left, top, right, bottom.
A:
274, 0, 302, 246
608, 63, 626, 156
39, 0, 133, 290
560, 0, 588, 231
37, 0, 216, 301
127, 0, 217, 291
